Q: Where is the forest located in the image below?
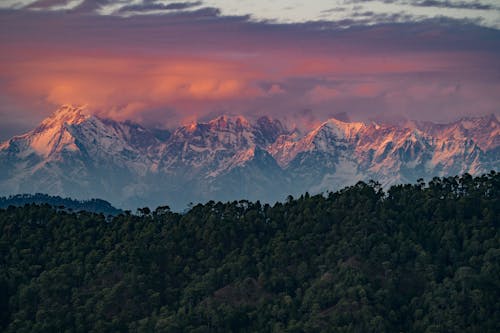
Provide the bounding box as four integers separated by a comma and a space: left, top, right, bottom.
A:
0, 194, 122, 216
0, 172, 499, 332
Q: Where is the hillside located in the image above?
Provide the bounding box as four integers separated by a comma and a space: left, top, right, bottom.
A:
0, 193, 122, 216
0, 172, 499, 332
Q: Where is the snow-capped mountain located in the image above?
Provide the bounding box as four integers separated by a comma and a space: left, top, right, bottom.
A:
158, 115, 286, 175
0, 105, 162, 204
0, 105, 498, 209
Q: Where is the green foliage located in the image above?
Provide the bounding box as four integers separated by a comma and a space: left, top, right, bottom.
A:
0, 172, 499, 332
0, 193, 122, 216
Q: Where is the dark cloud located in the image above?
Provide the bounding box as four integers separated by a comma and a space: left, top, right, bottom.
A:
171, 6, 221, 17
164, 1, 202, 10
321, 8, 348, 14
328, 11, 429, 28
352, 11, 376, 17
119, 1, 203, 13
71, 0, 126, 14
342, 0, 396, 4
0, 7, 499, 137
344, 0, 496, 10
25, 0, 72, 9
24, 0, 133, 13
1, 8, 497, 54
414, 1, 495, 10
329, 112, 351, 122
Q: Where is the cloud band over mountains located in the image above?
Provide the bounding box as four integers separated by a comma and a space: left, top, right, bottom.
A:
0, 1, 499, 138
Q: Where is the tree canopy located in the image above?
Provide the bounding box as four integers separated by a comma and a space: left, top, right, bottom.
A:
0, 172, 499, 332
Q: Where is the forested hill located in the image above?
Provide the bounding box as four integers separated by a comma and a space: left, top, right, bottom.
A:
1, 172, 499, 332
0, 193, 122, 216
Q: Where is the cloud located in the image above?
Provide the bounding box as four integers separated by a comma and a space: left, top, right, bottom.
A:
3, 56, 267, 122
70, 0, 116, 14
163, 1, 203, 10
307, 85, 339, 103
20, 0, 217, 16
306, 82, 384, 104
267, 84, 285, 95
344, 0, 495, 9
413, 1, 495, 10
13, 0, 500, 31
118, 1, 203, 13
0, 8, 499, 136
353, 82, 384, 97
25, 0, 73, 10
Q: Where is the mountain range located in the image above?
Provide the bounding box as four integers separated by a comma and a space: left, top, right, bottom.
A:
1, 105, 498, 209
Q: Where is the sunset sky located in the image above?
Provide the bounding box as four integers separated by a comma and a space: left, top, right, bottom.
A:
1, 0, 499, 139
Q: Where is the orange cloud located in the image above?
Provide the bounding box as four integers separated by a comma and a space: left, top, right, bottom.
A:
1, 8, 499, 138
286, 52, 469, 78
2, 55, 268, 120
268, 84, 285, 95
306, 82, 383, 103
0, 39, 497, 129
307, 85, 339, 103
354, 83, 383, 97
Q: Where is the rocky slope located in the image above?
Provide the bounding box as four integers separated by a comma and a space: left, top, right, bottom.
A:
0, 105, 498, 209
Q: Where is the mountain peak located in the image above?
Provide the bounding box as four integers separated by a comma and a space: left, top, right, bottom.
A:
26, 105, 90, 156
254, 116, 287, 143
208, 115, 251, 130
313, 117, 365, 140
40, 105, 89, 129
256, 115, 284, 129
1, 109, 498, 209
323, 117, 364, 128
457, 113, 498, 122
456, 113, 499, 129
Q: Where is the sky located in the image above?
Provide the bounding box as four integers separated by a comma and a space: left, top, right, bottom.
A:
0, 0, 499, 139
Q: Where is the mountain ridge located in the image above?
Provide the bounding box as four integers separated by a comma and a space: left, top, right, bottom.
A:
0, 105, 498, 209
0, 193, 122, 215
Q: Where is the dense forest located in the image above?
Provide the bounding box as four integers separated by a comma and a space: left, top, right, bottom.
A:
0, 172, 499, 332
0, 194, 122, 216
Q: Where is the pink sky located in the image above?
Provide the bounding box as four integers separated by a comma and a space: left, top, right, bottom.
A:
0, 7, 499, 138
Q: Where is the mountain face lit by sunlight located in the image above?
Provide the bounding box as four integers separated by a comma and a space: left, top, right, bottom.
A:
1, 0, 499, 141
1, 105, 497, 209
0, 0, 498, 207
0, 3, 499, 332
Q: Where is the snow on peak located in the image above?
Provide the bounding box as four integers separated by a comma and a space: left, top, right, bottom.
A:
26, 106, 91, 156
0, 105, 90, 157
40, 105, 89, 128
316, 118, 365, 140
0, 108, 498, 209
177, 115, 254, 137
424, 115, 500, 151
208, 146, 258, 177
